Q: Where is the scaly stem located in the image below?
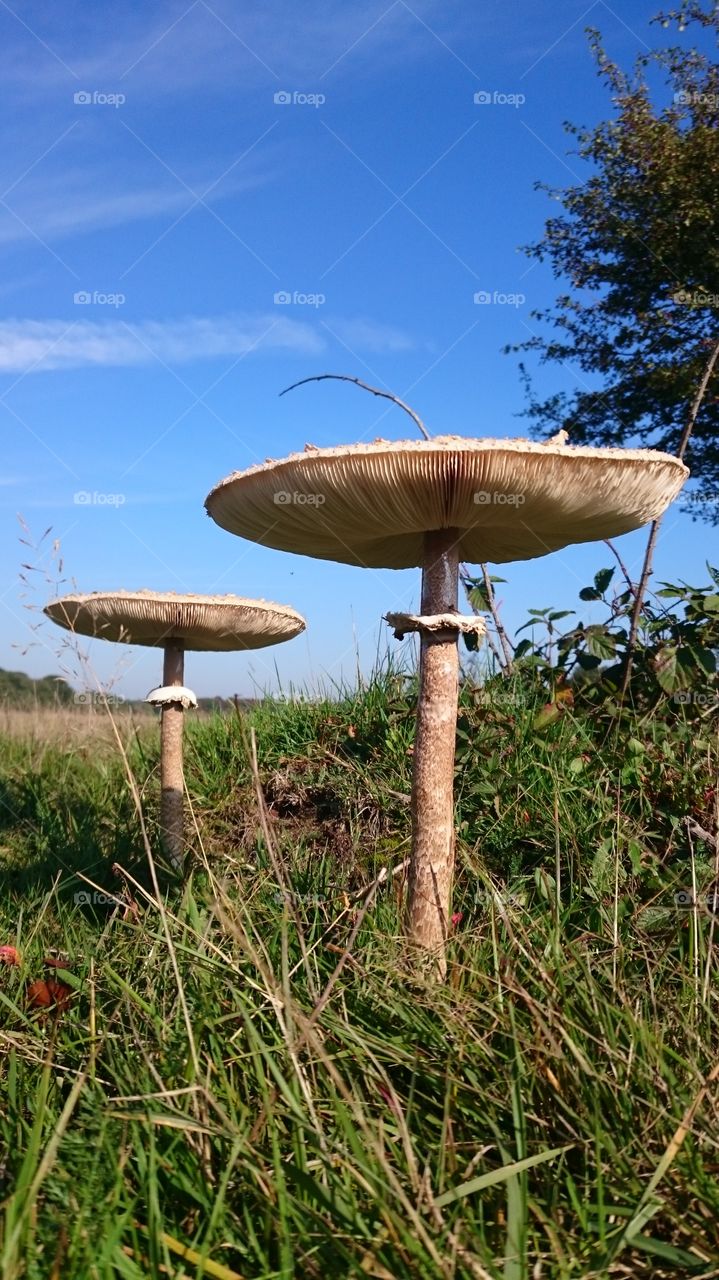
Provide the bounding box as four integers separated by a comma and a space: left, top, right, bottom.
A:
406, 529, 460, 977
160, 640, 185, 873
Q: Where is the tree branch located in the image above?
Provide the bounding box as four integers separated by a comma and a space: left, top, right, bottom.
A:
479, 563, 514, 673
280, 374, 430, 440
603, 539, 637, 598
621, 334, 719, 697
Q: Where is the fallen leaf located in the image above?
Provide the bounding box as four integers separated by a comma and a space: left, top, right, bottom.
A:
533, 702, 562, 731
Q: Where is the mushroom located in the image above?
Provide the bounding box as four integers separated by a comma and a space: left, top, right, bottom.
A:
44, 590, 306, 872
205, 436, 688, 975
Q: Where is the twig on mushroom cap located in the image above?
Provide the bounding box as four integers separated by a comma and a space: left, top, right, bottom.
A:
280, 373, 431, 441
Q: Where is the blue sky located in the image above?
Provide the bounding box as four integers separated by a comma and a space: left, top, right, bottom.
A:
0, 0, 711, 699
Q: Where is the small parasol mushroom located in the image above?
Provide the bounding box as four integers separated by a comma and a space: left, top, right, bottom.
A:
44, 590, 306, 872
205, 436, 688, 975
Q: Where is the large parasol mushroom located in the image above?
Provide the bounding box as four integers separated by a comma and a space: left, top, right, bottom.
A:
44, 590, 306, 872
205, 436, 688, 975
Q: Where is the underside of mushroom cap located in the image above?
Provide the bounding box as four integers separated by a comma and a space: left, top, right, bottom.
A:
43, 590, 306, 651
204, 436, 689, 570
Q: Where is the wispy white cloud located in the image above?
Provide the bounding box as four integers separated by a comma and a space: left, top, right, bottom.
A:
329, 317, 418, 353
0, 161, 270, 247
0, 314, 326, 372
0, 0, 462, 98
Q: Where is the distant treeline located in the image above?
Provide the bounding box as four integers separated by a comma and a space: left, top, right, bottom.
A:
0, 669, 258, 712
0, 669, 75, 708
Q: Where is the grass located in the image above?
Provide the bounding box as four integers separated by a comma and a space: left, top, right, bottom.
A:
0, 661, 718, 1278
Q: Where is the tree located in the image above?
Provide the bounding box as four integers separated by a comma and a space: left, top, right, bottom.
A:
510, 1, 719, 520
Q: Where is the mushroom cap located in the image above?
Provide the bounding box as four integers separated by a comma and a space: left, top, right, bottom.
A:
205, 436, 689, 569
43, 591, 306, 651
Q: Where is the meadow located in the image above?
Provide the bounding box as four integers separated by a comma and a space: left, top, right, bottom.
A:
0, 646, 718, 1279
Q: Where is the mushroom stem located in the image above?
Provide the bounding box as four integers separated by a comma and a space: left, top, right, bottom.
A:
160, 639, 186, 872
407, 528, 460, 977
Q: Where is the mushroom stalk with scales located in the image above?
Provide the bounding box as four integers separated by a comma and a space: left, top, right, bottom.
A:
44, 591, 306, 873
151, 639, 188, 871
205, 436, 688, 977
409, 529, 461, 958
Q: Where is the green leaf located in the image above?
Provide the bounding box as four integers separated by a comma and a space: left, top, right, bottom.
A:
433, 1145, 572, 1208
584, 626, 617, 659
513, 639, 533, 660
631, 1234, 709, 1269
579, 587, 601, 601
533, 702, 562, 731
653, 645, 682, 693
593, 567, 614, 593
576, 651, 602, 670
467, 585, 490, 613
686, 644, 716, 675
